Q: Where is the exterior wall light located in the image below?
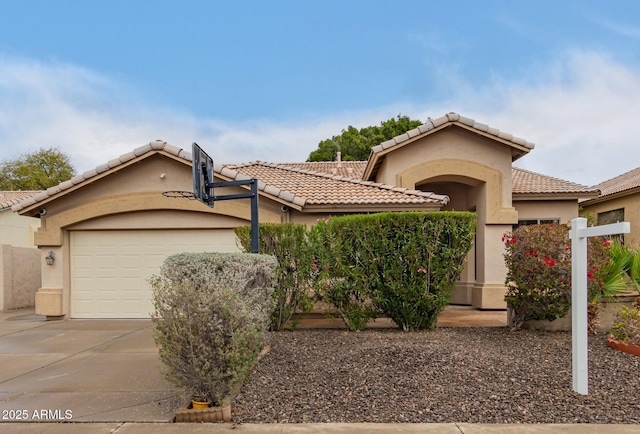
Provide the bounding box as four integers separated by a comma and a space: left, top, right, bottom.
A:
45, 251, 55, 265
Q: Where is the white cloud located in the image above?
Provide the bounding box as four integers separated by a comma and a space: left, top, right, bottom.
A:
1, 50, 639, 187
286, 51, 640, 187
416, 50, 640, 186
0, 55, 356, 171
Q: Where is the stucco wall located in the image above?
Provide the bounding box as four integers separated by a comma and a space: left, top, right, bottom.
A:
377, 126, 515, 208
513, 199, 579, 224
581, 192, 640, 246
0, 245, 41, 310
0, 211, 40, 248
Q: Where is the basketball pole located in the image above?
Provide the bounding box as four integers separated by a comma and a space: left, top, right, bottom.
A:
209, 178, 260, 254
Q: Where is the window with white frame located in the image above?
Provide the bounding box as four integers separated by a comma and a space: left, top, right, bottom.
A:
515, 218, 560, 229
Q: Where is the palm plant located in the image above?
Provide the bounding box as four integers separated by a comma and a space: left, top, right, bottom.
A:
608, 242, 640, 293
588, 241, 633, 334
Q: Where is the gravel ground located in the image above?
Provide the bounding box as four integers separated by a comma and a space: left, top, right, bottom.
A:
233, 328, 640, 424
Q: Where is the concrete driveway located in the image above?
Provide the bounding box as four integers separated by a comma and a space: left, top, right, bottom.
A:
0, 309, 180, 423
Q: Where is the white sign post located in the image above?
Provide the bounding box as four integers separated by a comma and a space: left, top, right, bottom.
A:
569, 217, 630, 395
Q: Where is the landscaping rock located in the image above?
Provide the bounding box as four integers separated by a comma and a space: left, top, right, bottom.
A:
233, 328, 640, 424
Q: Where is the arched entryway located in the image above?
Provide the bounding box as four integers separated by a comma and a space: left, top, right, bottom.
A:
400, 160, 517, 309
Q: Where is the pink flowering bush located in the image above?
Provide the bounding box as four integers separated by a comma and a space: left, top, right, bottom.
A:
503, 224, 617, 329
610, 304, 640, 346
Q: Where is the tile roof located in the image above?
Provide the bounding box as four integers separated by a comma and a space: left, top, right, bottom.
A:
12, 140, 447, 213
512, 168, 598, 196
276, 162, 594, 197
364, 112, 535, 181
372, 112, 536, 154
10, 134, 596, 214
12, 140, 189, 212
0, 191, 42, 210
224, 162, 448, 207
272, 161, 368, 179
588, 166, 640, 199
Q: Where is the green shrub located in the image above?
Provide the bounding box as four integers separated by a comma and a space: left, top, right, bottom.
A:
149, 252, 277, 405
309, 217, 379, 331
158, 252, 277, 334
235, 223, 315, 330
503, 224, 624, 330
311, 212, 476, 331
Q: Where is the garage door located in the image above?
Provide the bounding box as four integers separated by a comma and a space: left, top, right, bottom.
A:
70, 229, 240, 319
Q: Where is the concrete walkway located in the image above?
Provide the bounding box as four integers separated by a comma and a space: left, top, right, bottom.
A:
0, 307, 637, 433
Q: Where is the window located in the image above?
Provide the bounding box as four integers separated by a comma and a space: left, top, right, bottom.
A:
515, 218, 560, 229
597, 208, 625, 244
597, 208, 624, 226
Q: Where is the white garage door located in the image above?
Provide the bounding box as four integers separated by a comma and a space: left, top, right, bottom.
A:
70, 229, 240, 319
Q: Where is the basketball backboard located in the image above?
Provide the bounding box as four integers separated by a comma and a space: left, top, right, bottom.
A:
192, 142, 214, 207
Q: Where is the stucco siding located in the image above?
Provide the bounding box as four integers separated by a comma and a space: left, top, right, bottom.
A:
0, 211, 40, 248
377, 127, 514, 205
513, 200, 579, 225
581, 192, 640, 246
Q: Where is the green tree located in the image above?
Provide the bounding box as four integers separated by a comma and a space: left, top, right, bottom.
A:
307, 115, 424, 161
0, 147, 76, 190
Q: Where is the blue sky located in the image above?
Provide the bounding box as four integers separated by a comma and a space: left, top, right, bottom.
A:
1, 0, 640, 186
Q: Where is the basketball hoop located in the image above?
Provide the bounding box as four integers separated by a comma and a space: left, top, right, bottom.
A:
162, 190, 196, 200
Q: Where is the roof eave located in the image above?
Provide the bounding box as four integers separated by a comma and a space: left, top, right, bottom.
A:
579, 186, 640, 206
513, 192, 600, 201
16, 150, 184, 216
301, 203, 444, 213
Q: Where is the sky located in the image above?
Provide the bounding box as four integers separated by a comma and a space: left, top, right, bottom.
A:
1, 0, 640, 187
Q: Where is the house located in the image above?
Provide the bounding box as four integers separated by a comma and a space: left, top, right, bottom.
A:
580, 167, 640, 246
12, 113, 598, 319
0, 191, 42, 310
0, 191, 41, 248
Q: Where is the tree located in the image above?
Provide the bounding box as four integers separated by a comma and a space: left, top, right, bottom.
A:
307, 115, 424, 162
0, 147, 76, 190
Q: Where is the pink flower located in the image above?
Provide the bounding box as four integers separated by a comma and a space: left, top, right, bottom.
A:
543, 257, 556, 267
417, 267, 427, 274
603, 239, 611, 247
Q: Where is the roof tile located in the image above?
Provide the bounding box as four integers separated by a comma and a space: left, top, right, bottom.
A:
588, 167, 640, 199
417, 122, 434, 134
0, 191, 41, 210
226, 162, 447, 206
134, 145, 150, 156
512, 167, 597, 195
